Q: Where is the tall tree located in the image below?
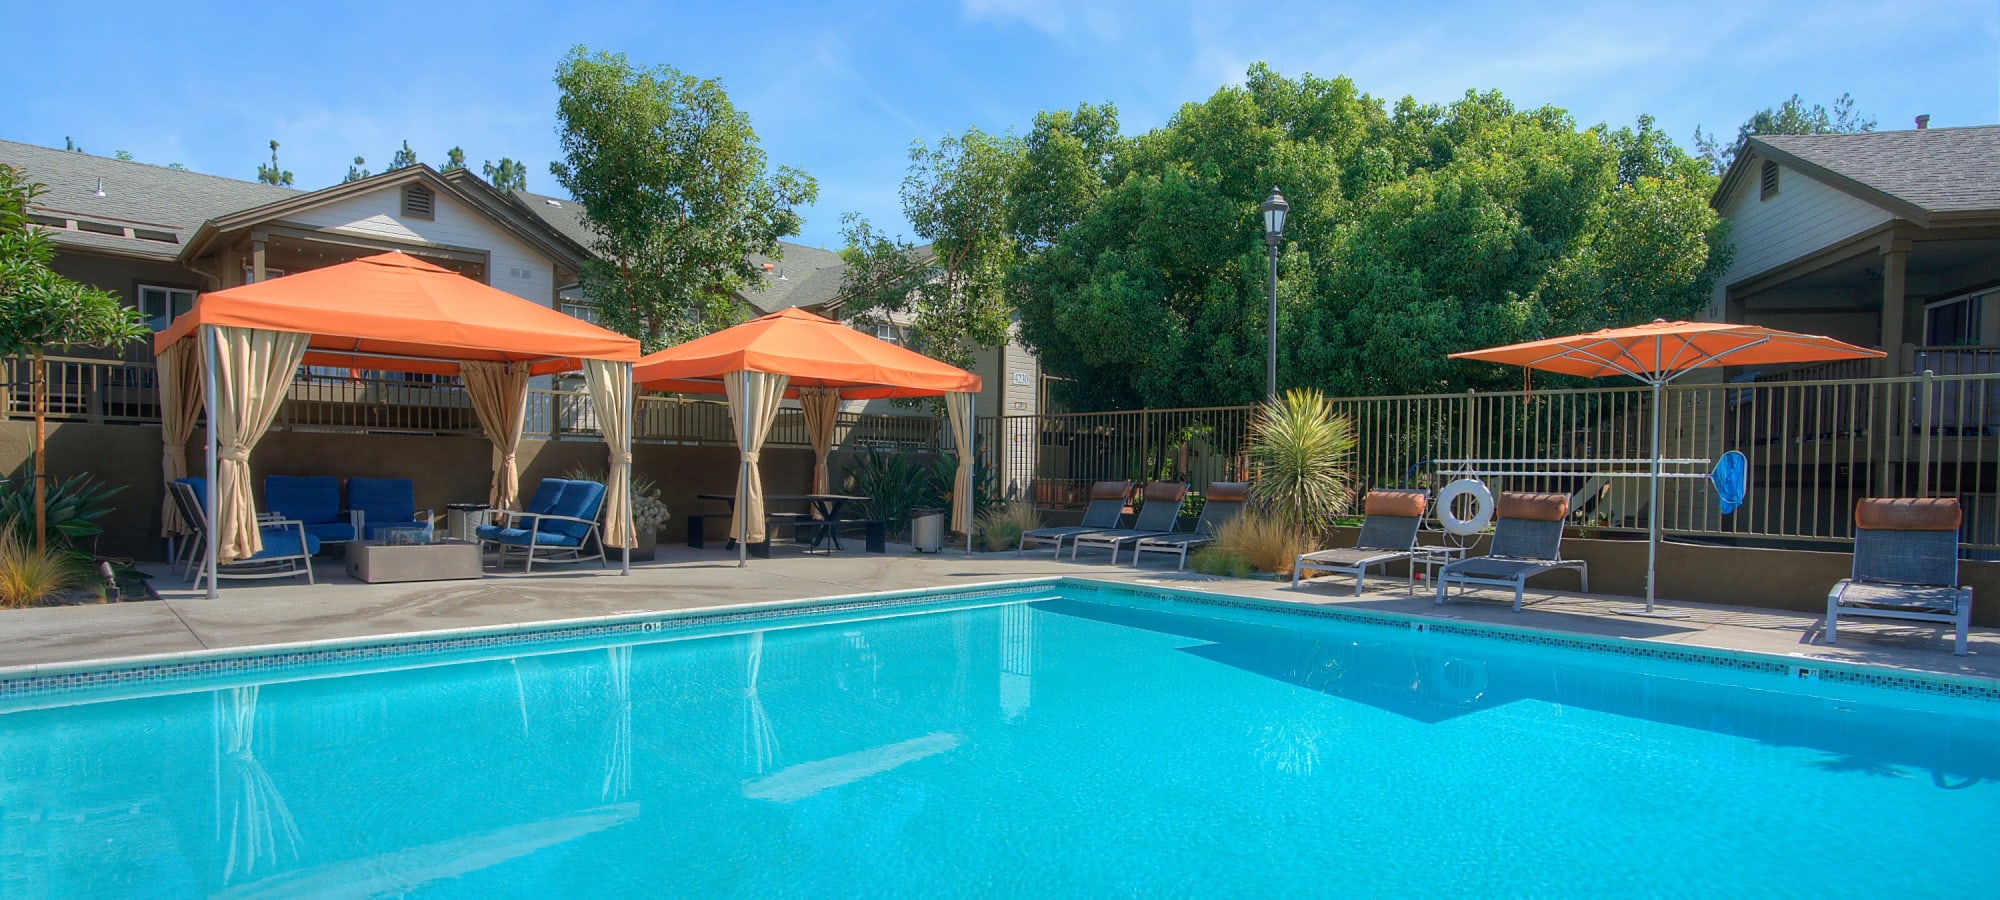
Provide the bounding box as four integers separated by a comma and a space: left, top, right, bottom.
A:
390, 140, 418, 170
1009, 68, 1728, 410
550, 46, 818, 350
0, 166, 147, 548
837, 128, 1022, 371
342, 156, 372, 183
441, 146, 467, 172
255, 139, 293, 186
483, 158, 528, 192
1694, 93, 1875, 174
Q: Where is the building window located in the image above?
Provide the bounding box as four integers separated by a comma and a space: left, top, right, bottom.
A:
559, 300, 599, 324
1759, 160, 1780, 200
874, 323, 899, 345
402, 183, 435, 220
136, 284, 196, 331
1925, 292, 1986, 346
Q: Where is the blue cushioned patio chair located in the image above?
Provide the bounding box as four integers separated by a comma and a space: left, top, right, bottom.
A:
1069, 481, 1189, 564
1293, 490, 1431, 594
1827, 498, 1975, 656
348, 477, 436, 540
1130, 481, 1250, 570
264, 475, 356, 549
474, 477, 566, 550
477, 479, 608, 572
170, 478, 320, 591
1435, 491, 1588, 611
1018, 480, 1132, 556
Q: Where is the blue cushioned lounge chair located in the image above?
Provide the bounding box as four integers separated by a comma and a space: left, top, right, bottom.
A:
1826, 498, 1974, 656
171, 478, 320, 591
264, 475, 356, 549
476, 479, 608, 572
348, 477, 436, 540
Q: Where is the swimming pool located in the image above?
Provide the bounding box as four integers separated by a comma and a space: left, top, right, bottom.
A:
3, 579, 1996, 897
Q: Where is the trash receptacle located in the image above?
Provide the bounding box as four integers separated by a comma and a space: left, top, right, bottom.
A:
910, 507, 947, 553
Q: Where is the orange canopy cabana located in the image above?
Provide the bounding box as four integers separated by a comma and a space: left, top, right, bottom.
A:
156, 252, 637, 376
633, 308, 981, 398
155, 252, 642, 595
1450, 319, 1882, 613
634, 308, 983, 563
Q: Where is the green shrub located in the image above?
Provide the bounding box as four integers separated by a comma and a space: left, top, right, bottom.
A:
0, 524, 79, 608
975, 502, 1039, 552
1190, 545, 1252, 578
844, 449, 934, 539
1208, 511, 1310, 576
1249, 389, 1357, 537
0, 472, 125, 552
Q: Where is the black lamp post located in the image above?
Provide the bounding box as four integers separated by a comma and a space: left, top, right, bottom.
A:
1260, 186, 1288, 397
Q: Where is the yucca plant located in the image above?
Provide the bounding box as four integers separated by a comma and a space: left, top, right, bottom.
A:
974, 502, 1040, 552
1248, 389, 1357, 537
0, 473, 124, 556
0, 523, 79, 608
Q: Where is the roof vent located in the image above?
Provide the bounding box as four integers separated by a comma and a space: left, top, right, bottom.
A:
93, 177, 105, 198
401, 183, 435, 220
544, 198, 563, 207
1759, 160, 1780, 201
1916, 114, 1931, 130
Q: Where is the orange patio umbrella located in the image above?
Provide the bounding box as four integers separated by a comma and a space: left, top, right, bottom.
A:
1451, 319, 1883, 613
635, 308, 983, 565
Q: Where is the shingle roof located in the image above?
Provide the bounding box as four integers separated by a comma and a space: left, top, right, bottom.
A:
1750, 125, 2000, 218
0, 138, 299, 259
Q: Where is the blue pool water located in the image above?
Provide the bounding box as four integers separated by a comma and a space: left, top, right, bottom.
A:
4, 585, 1998, 897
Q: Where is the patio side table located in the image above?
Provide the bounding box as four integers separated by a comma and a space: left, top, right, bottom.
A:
446, 503, 491, 543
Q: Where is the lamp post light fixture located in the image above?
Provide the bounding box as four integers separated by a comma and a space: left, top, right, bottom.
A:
1260, 186, 1288, 398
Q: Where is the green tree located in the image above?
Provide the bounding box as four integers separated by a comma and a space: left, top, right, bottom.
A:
1694, 93, 1875, 174
342, 156, 372, 183
0, 166, 147, 548
837, 127, 1022, 370
113, 151, 133, 162
390, 140, 418, 170
549, 46, 818, 350
1010, 68, 1727, 409
255, 140, 293, 186
483, 158, 527, 192
441, 146, 467, 172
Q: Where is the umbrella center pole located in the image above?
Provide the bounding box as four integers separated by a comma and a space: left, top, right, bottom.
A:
1617, 378, 1690, 619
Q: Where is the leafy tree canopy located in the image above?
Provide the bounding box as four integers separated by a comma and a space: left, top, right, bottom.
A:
550, 46, 817, 350
1010, 66, 1729, 410
837, 128, 1021, 371
1694, 93, 1875, 174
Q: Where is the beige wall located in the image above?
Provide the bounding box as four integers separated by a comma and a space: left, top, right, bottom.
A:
0, 421, 819, 561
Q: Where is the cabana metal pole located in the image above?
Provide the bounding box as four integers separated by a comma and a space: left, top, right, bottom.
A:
202, 326, 220, 599
622, 361, 633, 576
967, 392, 975, 555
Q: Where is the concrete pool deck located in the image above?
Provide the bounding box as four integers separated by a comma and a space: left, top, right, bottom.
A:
1, 542, 1995, 683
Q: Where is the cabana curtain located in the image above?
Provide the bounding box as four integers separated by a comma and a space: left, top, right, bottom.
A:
461, 360, 531, 510
725, 371, 790, 544
209, 326, 310, 562
156, 339, 202, 537
945, 391, 975, 536
584, 359, 635, 549
797, 386, 841, 495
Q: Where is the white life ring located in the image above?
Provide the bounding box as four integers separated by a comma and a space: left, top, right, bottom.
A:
1436, 478, 1494, 536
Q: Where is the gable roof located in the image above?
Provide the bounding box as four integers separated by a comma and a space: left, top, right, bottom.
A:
1716, 125, 2000, 226
0, 138, 298, 260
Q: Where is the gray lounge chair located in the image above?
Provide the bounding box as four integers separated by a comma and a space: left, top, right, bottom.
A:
1070, 481, 1189, 564
1292, 490, 1431, 593
1826, 498, 1974, 656
1018, 480, 1132, 555
1130, 482, 1250, 570
1435, 491, 1588, 611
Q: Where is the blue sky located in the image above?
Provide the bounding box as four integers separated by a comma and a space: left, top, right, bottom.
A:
6, 1, 1995, 249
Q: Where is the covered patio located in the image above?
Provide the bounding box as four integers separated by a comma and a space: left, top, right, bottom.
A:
154, 251, 642, 595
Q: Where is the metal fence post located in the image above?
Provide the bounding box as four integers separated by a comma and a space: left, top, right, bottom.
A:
1919, 368, 1935, 497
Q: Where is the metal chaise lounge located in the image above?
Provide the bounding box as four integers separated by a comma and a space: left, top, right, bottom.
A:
1292, 489, 1430, 593
1130, 482, 1250, 570
1826, 498, 1974, 656
170, 478, 321, 591
1018, 480, 1132, 556
1435, 491, 1588, 611
1069, 481, 1189, 564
